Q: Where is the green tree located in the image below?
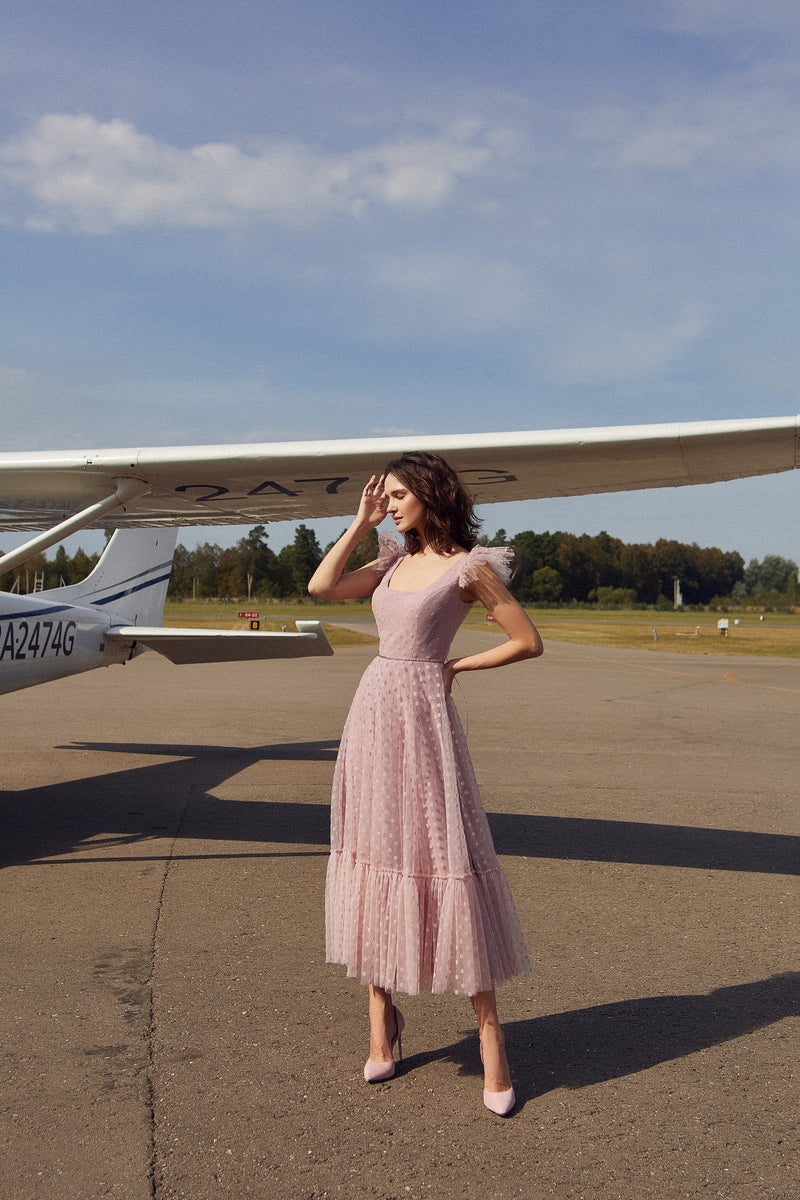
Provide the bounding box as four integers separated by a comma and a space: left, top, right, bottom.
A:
556, 533, 596, 601
69, 547, 96, 583
744, 555, 798, 596
529, 566, 563, 604
168, 544, 194, 599
618, 543, 658, 603
280, 524, 322, 599
652, 539, 700, 604
326, 526, 379, 571
217, 546, 246, 598
189, 543, 222, 600
695, 546, 744, 603
0, 551, 48, 594
236, 525, 281, 597
509, 530, 560, 600
591, 585, 637, 608
53, 545, 71, 585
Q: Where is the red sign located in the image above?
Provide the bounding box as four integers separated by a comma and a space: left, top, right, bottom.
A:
238, 611, 260, 618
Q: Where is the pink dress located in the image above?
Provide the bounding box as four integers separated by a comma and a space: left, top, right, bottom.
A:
325, 539, 531, 996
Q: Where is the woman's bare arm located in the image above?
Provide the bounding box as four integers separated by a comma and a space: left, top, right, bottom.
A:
307, 475, 388, 601
442, 562, 543, 692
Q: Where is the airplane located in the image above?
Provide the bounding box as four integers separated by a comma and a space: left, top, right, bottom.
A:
1, 415, 797, 695
0, 526, 334, 695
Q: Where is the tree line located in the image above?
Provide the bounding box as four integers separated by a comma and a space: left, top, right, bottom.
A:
499, 529, 797, 608
2, 524, 798, 609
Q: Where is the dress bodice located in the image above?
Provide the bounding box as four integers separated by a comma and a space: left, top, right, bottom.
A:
370, 540, 513, 663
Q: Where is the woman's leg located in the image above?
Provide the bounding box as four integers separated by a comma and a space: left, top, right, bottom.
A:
471, 989, 512, 1092
368, 983, 400, 1063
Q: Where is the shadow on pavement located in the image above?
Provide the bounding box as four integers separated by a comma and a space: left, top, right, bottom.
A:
412, 972, 800, 1104
1, 740, 798, 876
0, 740, 338, 867
489, 811, 800, 875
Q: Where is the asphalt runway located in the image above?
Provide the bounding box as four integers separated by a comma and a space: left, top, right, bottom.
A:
1, 631, 798, 1200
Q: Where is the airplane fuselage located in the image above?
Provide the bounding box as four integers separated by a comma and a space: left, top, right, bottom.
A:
0, 590, 137, 694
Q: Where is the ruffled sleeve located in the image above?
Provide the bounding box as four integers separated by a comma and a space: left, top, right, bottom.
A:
370, 532, 406, 577
457, 545, 514, 588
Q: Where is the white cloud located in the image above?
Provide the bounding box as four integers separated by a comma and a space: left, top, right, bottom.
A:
578, 58, 800, 176
615, 89, 800, 174
0, 113, 516, 234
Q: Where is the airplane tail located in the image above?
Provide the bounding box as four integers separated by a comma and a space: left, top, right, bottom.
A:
25, 527, 334, 670
39, 528, 178, 625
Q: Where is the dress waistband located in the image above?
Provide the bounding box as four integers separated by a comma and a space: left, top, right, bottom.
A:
378, 653, 444, 664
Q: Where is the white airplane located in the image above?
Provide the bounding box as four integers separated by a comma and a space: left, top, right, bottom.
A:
1, 416, 797, 695
0, 526, 334, 694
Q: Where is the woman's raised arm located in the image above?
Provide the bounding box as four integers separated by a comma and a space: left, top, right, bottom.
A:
307, 475, 388, 601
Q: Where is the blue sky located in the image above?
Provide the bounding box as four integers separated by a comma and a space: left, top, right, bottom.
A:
2, 0, 799, 564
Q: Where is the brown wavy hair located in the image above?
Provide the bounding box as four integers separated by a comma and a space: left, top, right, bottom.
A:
383, 451, 481, 555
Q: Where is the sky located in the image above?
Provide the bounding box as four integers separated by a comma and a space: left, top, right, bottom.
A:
2, 0, 799, 566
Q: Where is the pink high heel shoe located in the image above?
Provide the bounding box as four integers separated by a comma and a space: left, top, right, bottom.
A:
363, 1005, 405, 1082
480, 1042, 516, 1116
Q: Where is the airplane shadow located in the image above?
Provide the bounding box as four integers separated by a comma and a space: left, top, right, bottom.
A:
0, 739, 338, 869
0, 739, 798, 876
489, 812, 800, 876
414, 972, 800, 1103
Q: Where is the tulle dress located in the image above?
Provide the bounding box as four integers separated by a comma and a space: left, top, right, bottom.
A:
325, 538, 531, 996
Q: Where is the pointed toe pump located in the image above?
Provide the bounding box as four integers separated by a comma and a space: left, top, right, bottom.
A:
479, 1041, 516, 1115
483, 1084, 516, 1116
363, 1005, 404, 1083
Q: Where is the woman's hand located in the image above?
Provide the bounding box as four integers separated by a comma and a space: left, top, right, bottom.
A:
357, 474, 388, 529
307, 473, 388, 601
442, 659, 458, 694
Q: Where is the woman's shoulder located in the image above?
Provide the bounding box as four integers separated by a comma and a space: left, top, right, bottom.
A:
370, 533, 406, 577
457, 544, 514, 588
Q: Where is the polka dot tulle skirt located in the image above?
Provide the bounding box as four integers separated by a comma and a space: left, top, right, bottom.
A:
325, 541, 531, 997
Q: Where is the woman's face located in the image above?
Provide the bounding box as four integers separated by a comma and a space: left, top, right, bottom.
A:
383, 473, 426, 536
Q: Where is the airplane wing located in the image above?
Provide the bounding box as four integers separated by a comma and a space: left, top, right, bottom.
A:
0, 417, 797, 544
106, 619, 334, 664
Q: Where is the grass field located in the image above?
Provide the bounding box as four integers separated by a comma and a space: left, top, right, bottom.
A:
163, 600, 800, 657
515, 610, 800, 657
163, 601, 379, 646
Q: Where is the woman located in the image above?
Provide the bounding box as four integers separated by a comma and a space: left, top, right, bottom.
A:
308, 452, 543, 1115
